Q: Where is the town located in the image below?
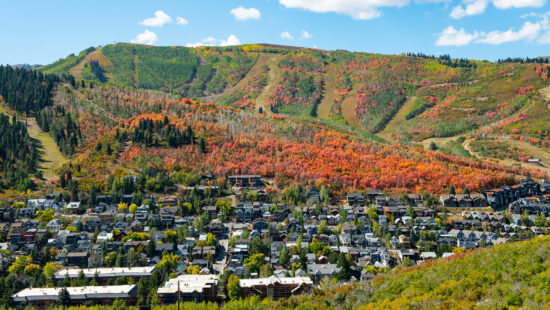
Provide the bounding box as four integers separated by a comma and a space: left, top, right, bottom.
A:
1, 173, 549, 308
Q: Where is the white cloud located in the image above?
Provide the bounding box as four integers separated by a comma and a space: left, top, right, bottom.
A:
139, 10, 172, 27
538, 31, 550, 44
220, 34, 241, 46
450, 0, 546, 19
436, 18, 549, 46
450, 0, 488, 19
131, 30, 158, 45
279, 0, 409, 20
436, 26, 479, 46
281, 31, 294, 39
230, 7, 261, 21
185, 36, 217, 48
493, 0, 545, 9
185, 35, 241, 47
176, 16, 189, 25
477, 21, 542, 44
301, 30, 313, 39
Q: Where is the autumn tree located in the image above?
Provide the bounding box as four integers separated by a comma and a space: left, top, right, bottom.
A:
227, 274, 241, 301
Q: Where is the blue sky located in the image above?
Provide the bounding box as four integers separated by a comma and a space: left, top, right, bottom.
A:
1, 0, 549, 65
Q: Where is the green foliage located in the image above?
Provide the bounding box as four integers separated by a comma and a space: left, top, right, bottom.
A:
405, 97, 430, 120
227, 274, 241, 301
0, 65, 60, 113
81, 60, 107, 82
39, 47, 95, 75
36, 106, 82, 155
102, 44, 198, 90
57, 287, 70, 307
132, 118, 194, 148
244, 253, 265, 274
0, 113, 39, 190
439, 137, 472, 158
8, 255, 31, 275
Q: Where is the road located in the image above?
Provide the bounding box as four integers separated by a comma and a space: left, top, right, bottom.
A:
212, 223, 232, 274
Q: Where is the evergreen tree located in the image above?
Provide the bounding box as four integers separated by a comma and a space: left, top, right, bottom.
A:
449, 184, 456, 196
57, 287, 70, 308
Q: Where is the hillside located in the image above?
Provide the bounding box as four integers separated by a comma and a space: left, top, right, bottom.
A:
284, 236, 550, 309
49, 236, 550, 310
37, 44, 550, 174
1, 44, 548, 197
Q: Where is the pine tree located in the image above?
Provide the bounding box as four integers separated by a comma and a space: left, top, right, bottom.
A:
199, 137, 207, 153
57, 287, 70, 307
449, 184, 456, 196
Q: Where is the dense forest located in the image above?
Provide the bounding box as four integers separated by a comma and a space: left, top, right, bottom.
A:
131, 116, 195, 148
36, 106, 82, 155
0, 113, 38, 191
0, 65, 59, 113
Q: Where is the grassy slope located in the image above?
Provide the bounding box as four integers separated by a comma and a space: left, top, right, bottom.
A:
317, 62, 338, 119
68, 47, 114, 81
377, 96, 417, 143
267, 236, 550, 309
0, 103, 68, 180
340, 85, 360, 128
210, 52, 268, 104
254, 54, 284, 115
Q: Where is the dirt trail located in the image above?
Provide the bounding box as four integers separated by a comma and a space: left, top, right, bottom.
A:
254, 55, 284, 115
317, 63, 338, 119
378, 96, 417, 143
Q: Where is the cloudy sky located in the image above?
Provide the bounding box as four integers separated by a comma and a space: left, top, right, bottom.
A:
1, 0, 550, 64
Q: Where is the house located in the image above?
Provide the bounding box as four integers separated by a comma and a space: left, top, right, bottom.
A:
239, 276, 313, 300
66, 252, 89, 268
420, 252, 437, 261
440, 195, 458, 208
228, 175, 264, 188
347, 193, 365, 206
307, 264, 341, 283
415, 217, 437, 228
55, 267, 156, 284
202, 206, 217, 219
13, 285, 138, 308
157, 274, 218, 303
66, 202, 81, 213
134, 205, 149, 221
159, 208, 175, 227
46, 219, 62, 232
406, 194, 423, 206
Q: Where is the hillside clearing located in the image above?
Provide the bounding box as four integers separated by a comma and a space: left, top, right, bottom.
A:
211, 53, 271, 105
378, 96, 417, 142
254, 55, 284, 115
68, 47, 114, 81
0, 103, 68, 180
340, 86, 360, 128
539, 85, 550, 101
317, 63, 338, 119
27, 117, 68, 179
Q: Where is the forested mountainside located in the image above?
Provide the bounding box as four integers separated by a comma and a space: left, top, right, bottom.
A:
0, 43, 548, 196
40, 44, 550, 158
